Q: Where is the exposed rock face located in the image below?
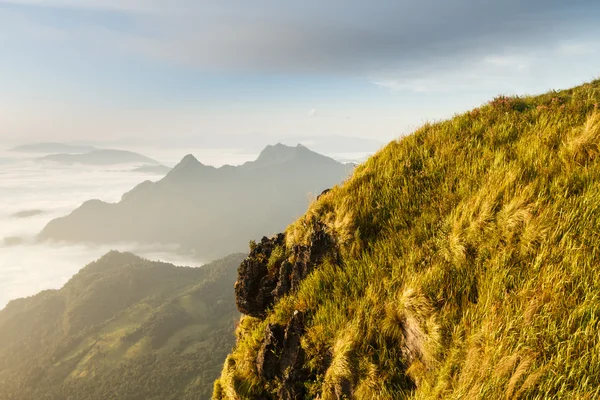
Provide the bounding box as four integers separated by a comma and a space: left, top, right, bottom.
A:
256, 323, 285, 381
235, 233, 286, 318
234, 219, 339, 399
254, 312, 311, 400
235, 219, 338, 318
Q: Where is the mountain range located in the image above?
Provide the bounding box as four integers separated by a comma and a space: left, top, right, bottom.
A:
39, 143, 353, 259
39, 149, 161, 166
10, 143, 98, 154
6, 81, 600, 400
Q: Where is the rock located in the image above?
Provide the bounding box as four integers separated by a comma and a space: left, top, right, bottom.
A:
235, 219, 338, 318
254, 312, 311, 400
234, 220, 339, 398
256, 324, 285, 380
235, 233, 285, 318
277, 311, 310, 400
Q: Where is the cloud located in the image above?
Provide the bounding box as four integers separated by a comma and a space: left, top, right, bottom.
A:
557, 41, 600, 56
3, 0, 600, 77
373, 38, 600, 95
0, 157, 205, 309
308, 108, 317, 117
0, 0, 161, 12
0, 241, 206, 309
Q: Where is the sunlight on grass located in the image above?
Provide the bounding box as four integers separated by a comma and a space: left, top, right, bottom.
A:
215, 80, 600, 399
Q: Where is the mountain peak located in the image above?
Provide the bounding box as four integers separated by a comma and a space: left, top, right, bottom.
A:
254, 143, 310, 165
162, 154, 212, 181
170, 154, 204, 171
181, 154, 202, 165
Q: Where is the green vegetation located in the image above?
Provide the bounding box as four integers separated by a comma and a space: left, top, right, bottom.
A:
215, 80, 600, 399
0, 251, 246, 400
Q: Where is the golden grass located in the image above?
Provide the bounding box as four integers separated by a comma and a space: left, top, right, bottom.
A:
215, 80, 600, 399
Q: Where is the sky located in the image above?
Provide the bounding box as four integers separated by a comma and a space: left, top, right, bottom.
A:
1, 0, 600, 147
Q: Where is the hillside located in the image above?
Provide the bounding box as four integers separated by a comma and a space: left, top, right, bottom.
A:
214, 81, 600, 399
39, 149, 160, 166
39, 144, 353, 259
0, 251, 245, 400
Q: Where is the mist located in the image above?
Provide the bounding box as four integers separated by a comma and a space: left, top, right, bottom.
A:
0, 144, 371, 309
0, 147, 259, 309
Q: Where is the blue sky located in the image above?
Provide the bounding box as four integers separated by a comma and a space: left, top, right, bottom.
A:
1, 0, 599, 147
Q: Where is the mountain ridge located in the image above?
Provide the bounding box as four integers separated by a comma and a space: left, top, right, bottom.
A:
0, 251, 246, 400
214, 80, 600, 399
10, 142, 98, 154
39, 149, 161, 166
39, 144, 353, 259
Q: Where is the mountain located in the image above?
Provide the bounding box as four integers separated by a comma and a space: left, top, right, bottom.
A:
132, 164, 172, 175
10, 142, 97, 154
214, 81, 600, 399
11, 209, 44, 219
0, 251, 246, 400
39, 149, 161, 166
39, 144, 353, 259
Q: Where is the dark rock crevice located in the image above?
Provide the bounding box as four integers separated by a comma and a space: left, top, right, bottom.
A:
233, 218, 340, 398
235, 219, 339, 318
255, 311, 312, 400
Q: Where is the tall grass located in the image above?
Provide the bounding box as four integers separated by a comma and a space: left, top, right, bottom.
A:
214, 80, 600, 399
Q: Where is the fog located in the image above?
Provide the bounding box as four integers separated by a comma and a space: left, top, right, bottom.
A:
0, 146, 372, 309
0, 147, 260, 309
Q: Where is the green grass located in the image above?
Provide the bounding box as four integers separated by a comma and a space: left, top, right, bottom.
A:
215, 80, 600, 399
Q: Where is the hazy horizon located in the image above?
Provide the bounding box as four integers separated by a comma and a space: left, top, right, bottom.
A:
2, 0, 600, 320
0, 143, 366, 309
2, 2, 600, 399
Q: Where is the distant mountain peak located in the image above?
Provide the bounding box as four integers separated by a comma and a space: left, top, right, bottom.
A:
170, 154, 204, 170
164, 154, 211, 181
181, 153, 203, 165
254, 143, 312, 166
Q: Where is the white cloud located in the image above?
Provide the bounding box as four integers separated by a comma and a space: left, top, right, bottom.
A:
483, 55, 530, 71
557, 41, 600, 56
373, 45, 599, 95
3, 0, 599, 74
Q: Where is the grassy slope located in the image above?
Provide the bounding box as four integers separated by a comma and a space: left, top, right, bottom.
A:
0, 252, 246, 400
215, 80, 600, 399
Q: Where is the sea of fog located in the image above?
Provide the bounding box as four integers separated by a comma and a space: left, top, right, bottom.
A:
0, 148, 262, 309
0, 147, 370, 309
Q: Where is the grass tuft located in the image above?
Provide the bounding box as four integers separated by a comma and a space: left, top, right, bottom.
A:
216, 80, 600, 399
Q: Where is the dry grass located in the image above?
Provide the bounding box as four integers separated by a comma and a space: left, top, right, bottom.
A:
214, 80, 600, 399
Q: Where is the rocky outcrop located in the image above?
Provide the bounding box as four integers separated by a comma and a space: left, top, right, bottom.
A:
235, 219, 338, 318
255, 312, 312, 400
233, 219, 339, 399
234, 233, 286, 318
